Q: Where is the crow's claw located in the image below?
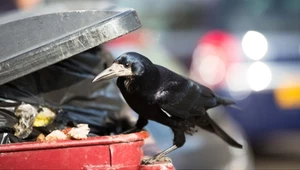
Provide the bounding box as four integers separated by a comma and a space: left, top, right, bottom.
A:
141, 156, 172, 165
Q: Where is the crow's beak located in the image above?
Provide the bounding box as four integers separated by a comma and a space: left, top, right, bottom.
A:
92, 63, 133, 82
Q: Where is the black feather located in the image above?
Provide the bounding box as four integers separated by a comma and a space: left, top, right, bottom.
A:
198, 114, 243, 148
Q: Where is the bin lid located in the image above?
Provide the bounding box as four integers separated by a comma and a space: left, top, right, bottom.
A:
0, 8, 141, 86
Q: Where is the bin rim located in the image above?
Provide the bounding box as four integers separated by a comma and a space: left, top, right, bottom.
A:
0, 131, 149, 153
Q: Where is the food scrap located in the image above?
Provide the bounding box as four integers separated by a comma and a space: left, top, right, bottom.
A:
45, 130, 68, 141
33, 107, 56, 127
68, 124, 90, 140
36, 134, 46, 142
14, 103, 38, 139
36, 124, 90, 142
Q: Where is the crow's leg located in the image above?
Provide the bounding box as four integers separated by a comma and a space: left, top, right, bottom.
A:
142, 129, 185, 164
122, 116, 148, 134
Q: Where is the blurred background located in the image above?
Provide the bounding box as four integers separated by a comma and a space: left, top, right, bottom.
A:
1, 0, 300, 169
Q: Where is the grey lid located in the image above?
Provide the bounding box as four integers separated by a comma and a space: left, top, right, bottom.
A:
0, 8, 141, 85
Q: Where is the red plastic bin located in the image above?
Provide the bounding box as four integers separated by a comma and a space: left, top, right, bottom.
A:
0, 131, 151, 169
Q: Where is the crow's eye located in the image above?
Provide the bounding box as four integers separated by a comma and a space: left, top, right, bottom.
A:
125, 63, 130, 68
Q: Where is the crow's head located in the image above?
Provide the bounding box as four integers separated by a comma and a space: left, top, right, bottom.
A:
93, 52, 153, 82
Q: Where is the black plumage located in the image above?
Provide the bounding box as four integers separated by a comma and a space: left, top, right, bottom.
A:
93, 52, 242, 164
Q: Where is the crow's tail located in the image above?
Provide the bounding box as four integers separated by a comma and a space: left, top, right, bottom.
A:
198, 114, 243, 149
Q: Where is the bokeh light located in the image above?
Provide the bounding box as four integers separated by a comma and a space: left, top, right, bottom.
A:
198, 55, 226, 86
242, 31, 268, 60
247, 61, 272, 91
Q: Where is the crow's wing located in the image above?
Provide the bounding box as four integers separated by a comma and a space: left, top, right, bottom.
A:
156, 79, 218, 119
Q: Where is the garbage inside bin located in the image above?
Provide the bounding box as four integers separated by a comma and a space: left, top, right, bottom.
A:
33, 107, 56, 127
14, 103, 39, 139
0, 8, 142, 144
0, 46, 133, 144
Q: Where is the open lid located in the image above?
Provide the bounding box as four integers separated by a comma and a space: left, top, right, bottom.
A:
0, 8, 141, 85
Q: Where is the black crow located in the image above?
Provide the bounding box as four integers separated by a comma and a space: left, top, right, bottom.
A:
93, 52, 242, 164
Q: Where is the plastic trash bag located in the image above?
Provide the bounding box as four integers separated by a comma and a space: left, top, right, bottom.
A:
0, 46, 131, 144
